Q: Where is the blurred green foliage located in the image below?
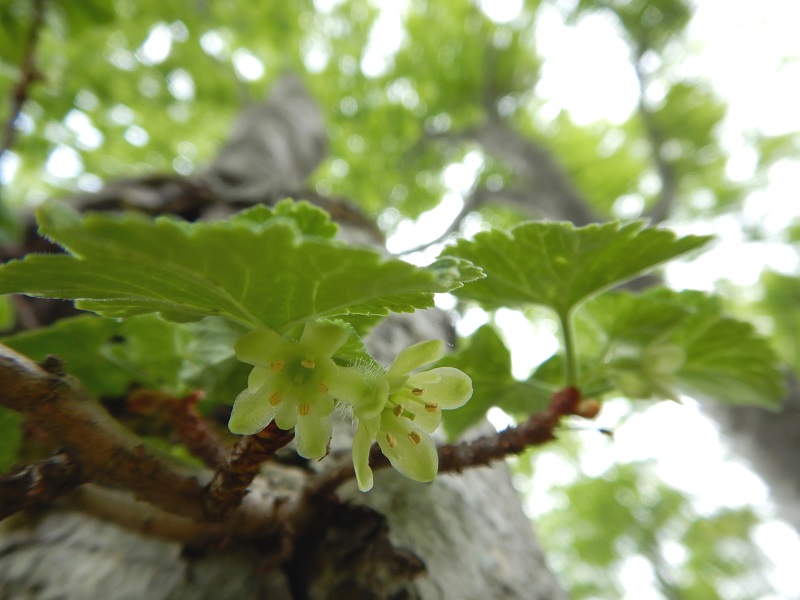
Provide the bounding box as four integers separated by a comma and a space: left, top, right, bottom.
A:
532, 459, 775, 600
1, 0, 798, 597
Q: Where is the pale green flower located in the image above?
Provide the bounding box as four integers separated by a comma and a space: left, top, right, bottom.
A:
337, 340, 472, 491
228, 321, 347, 459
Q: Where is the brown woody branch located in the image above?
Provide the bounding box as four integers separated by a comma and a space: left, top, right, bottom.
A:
0, 452, 82, 519
204, 423, 295, 519
0, 343, 294, 536
0, 0, 47, 163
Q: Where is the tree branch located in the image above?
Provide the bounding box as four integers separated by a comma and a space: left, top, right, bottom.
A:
0, 0, 47, 164
204, 423, 295, 519
0, 452, 82, 519
0, 345, 211, 519
0, 343, 300, 535
305, 388, 583, 497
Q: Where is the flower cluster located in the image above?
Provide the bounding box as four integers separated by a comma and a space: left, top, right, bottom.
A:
228, 321, 347, 459
228, 322, 472, 491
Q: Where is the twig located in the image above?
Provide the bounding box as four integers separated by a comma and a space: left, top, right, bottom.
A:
126, 388, 229, 468
0, 452, 82, 519
0, 0, 47, 164
204, 422, 295, 519
394, 188, 481, 256
169, 390, 228, 468
62, 484, 231, 544
306, 387, 582, 497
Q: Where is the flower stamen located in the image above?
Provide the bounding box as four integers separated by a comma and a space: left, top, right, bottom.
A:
268, 391, 282, 406
270, 360, 284, 372
301, 359, 316, 369
407, 431, 422, 445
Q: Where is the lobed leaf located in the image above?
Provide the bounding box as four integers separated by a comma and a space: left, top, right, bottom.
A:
441, 220, 711, 317
579, 290, 785, 408
0, 201, 483, 331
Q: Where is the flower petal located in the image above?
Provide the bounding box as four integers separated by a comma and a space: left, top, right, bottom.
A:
228, 384, 279, 435
274, 399, 298, 430
352, 421, 375, 492
294, 414, 332, 460
299, 320, 348, 357
377, 413, 438, 483
402, 401, 441, 433
387, 340, 445, 379
307, 391, 335, 418
235, 329, 287, 365
247, 365, 275, 389
408, 367, 472, 409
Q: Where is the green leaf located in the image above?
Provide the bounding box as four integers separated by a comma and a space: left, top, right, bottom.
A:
579, 290, 785, 408
2, 314, 195, 397
230, 199, 338, 238
442, 220, 711, 317
759, 271, 800, 375
2, 315, 134, 397
674, 310, 784, 408
440, 325, 551, 439
0, 406, 23, 472
178, 317, 250, 405
0, 201, 483, 330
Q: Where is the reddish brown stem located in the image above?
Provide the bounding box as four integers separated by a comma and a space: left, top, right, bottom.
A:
169, 390, 228, 468
308, 387, 583, 495
204, 422, 295, 519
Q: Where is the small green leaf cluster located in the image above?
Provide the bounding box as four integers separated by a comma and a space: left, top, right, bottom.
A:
229, 321, 472, 491
438, 220, 784, 435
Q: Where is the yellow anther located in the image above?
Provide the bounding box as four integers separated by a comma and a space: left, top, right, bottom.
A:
411, 388, 424, 396
268, 391, 282, 406
301, 359, 316, 369
385, 432, 397, 448
319, 382, 329, 394
407, 431, 422, 445
298, 402, 311, 416
424, 402, 438, 413
393, 404, 404, 417
270, 360, 284, 372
